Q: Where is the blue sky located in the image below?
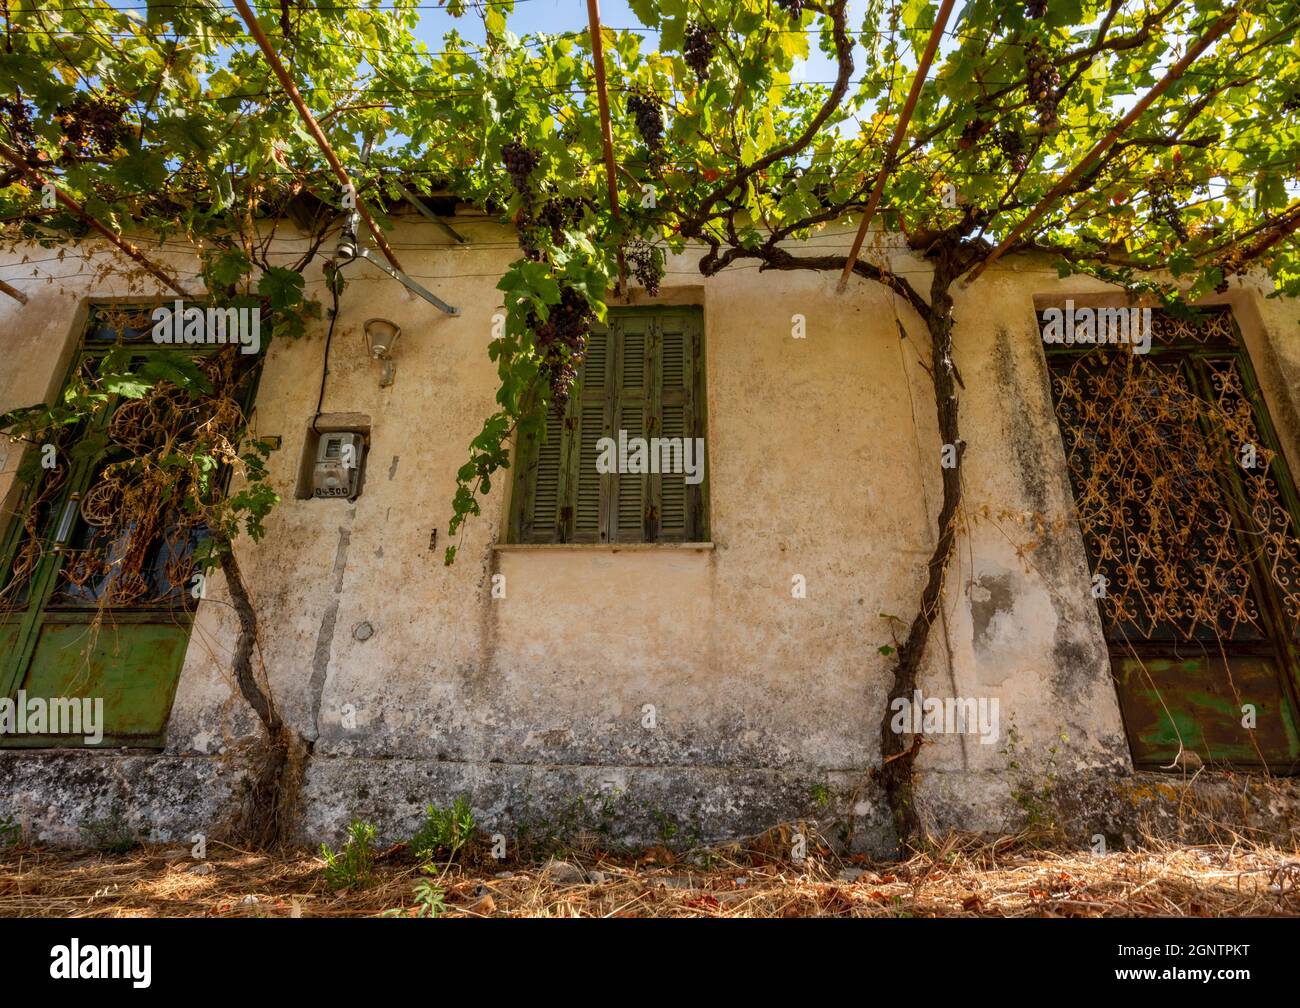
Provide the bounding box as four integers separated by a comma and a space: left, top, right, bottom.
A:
414, 0, 651, 45
411, 0, 867, 85
90, 1, 864, 88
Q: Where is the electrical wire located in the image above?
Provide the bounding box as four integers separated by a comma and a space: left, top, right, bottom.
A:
312, 259, 344, 434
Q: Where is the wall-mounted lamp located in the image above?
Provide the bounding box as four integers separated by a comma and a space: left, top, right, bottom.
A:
53, 493, 81, 552
364, 318, 401, 387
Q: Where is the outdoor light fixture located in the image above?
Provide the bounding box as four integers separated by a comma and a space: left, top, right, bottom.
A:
364, 317, 401, 387
53, 493, 81, 551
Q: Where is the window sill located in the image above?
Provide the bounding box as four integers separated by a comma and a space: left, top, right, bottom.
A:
493, 542, 714, 553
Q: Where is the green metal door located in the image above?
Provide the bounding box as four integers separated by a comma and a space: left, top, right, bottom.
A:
0, 305, 261, 748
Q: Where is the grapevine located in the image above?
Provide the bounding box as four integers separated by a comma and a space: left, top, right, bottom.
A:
626, 240, 665, 296
501, 140, 540, 199
516, 217, 544, 261
1025, 43, 1062, 128
517, 197, 584, 261
538, 195, 585, 236
0, 96, 40, 158
957, 118, 992, 151
683, 23, 714, 83
55, 90, 130, 157
527, 284, 594, 406
1149, 176, 1189, 242
627, 89, 665, 151
1215, 247, 1245, 292
997, 126, 1028, 171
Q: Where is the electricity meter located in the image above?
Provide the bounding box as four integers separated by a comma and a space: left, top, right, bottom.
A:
312, 431, 364, 500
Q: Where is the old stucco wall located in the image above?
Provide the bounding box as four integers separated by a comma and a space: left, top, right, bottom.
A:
2, 219, 1298, 852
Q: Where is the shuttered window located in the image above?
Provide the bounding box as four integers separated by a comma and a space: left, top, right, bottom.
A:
510, 306, 708, 544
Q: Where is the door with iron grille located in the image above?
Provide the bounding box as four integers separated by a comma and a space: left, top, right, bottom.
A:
1045, 307, 1300, 773
0, 305, 261, 748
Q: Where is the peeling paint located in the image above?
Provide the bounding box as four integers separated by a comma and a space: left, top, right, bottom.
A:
307, 526, 351, 741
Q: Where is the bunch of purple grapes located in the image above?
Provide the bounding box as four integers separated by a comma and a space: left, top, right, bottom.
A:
537, 196, 585, 236
683, 23, 714, 83
517, 224, 543, 262
56, 90, 130, 156
528, 284, 594, 405
1149, 180, 1189, 242
627, 90, 664, 151
0, 96, 39, 156
1024, 0, 1048, 18
501, 140, 540, 198
957, 118, 991, 151
775, 0, 805, 18
1026, 45, 1062, 127
518, 196, 587, 259
626, 240, 664, 296
997, 127, 1028, 171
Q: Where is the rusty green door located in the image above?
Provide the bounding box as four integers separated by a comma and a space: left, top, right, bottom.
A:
1046, 307, 1300, 773
0, 306, 259, 748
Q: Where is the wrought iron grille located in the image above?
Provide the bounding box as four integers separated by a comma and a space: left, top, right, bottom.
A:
1044, 306, 1300, 771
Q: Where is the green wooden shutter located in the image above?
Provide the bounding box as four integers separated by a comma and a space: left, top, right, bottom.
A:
613, 315, 650, 542
510, 306, 706, 545
571, 321, 612, 542
512, 323, 610, 544
656, 312, 696, 541
522, 404, 564, 542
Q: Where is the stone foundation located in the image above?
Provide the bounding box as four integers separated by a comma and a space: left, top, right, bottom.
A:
3, 750, 1295, 857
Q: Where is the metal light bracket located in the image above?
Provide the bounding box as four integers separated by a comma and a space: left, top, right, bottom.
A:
336, 212, 459, 315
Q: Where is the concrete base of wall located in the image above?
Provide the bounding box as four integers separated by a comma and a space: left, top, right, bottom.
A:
295, 757, 895, 853
1053, 769, 1300, 850
0, 750, 245, 846
2, 751, 1296, 857
920, 766, 1300, 851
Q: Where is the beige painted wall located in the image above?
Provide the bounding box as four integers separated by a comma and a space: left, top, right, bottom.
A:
2, 216, 1298, 843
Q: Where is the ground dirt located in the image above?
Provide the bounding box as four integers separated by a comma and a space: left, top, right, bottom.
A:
2, 830, 1298, 917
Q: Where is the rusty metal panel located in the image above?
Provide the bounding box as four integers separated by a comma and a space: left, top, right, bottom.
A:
1046, 307, 1300, 774
1113, 654, 1300, 771
2, 621, 188, 747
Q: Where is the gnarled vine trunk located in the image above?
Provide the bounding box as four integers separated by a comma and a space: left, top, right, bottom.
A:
219, 547, 307, 849
876, 255, 964, 851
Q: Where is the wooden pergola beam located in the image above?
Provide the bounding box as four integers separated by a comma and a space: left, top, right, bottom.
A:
586, 0, 627, 294
962, 6, 1241, 286
836, 0, 957, 293
231, 0, 406, 274
1236, 201, 1300, 262
0, 277, 29, 305
0, 141, 193, 298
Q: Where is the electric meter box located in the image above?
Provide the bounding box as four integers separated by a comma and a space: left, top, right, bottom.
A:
312, 431, 365, 500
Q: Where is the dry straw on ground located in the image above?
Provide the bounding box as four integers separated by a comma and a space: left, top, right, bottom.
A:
2, 827, 1297, 918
